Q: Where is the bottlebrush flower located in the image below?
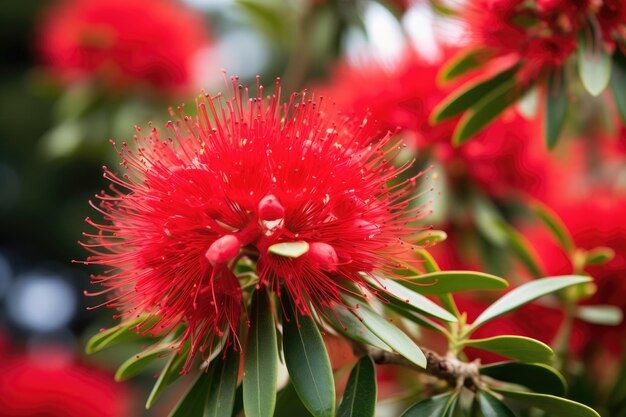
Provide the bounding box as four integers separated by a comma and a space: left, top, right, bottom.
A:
80, 77, 428, 369
323, 50, 548, 198
0, 349, 132, 417
37, 0, 209, 93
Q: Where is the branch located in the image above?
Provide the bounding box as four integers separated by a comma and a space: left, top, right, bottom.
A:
354, 344, 482, 391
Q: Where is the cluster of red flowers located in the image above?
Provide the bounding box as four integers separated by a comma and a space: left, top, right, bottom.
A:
82, 77, 427, 367
38, 0, 209, 93
323, 50, 549, 198
465, 0, 626, 82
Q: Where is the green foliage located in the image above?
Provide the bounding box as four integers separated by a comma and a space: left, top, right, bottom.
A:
204, 348, 240, 417
463, 336, 554, 363
439, 47, 492, 82
477, 391, 515, 417
268, 241, 310, 258
85, 316, 147, 354
471, 275, 591, 328
243, 291, 279, 417
400, 392, 458, 417
146, 342, 190, 409
403, 271, 509, 295
337, 357, 377, 417
495, 388, 601, 417
283, 299, 336, 417
481, 362, 567, 396
577, 25, 611, 97
545, 69, 568, 149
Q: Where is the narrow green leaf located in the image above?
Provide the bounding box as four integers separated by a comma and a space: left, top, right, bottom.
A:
584, 247, 615, 266
610, 50, 626, 124
495, 388, 601, 417
494, 219, 545, 278
481, 362, 566, 396
324, 304, 393, 352
432, 66, 518, 123
385, 301, 451, 335
167, 371, 212, 417
146, 343, 190, 409
86, 317, 145, 354
470, 193, 507, 246
473, 275, 592, 327
400, 392, 456, 417
545, 69, 568, 149
283, 299, 335, 417
410, 229, 448, 247
205, 349, 240, 417
531, 201, 575, 254
412, 249, 441, 273
274, 383, 315, 417
402, 271, 508, 295
268, 241, 309, 258
439, 47, 493, 82
453, 80, 527, 145
478, 391, 515, 417
463, 336, 554, 363
337, 357, 377, 417
115, 344, 168, 381
578, 28, 611, 96
243, 291, 279, 417
350, 300, 426, 368
372, 276, 457, 322
576, 305, 623, 325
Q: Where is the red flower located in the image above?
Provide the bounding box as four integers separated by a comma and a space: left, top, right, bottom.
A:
0, 349, 132, 417
81, 77, 426, 368
37, 0, 209, 93
323, 50, 548, 198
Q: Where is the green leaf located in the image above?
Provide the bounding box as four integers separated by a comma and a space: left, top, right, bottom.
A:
268, 241, 309, 258
431, 66, 518, 123
410, 229, 448, 247
274, 383, 314, 417
412, 249, 441, 273
167, 371, 212, 417
115, 344, 169, 381
324, 304, 392, 351
372, 276, 457, 322
400, 392, 457, 417
531, 201, 575, 254
453, 79, 527, 145
337, 357, 377, 417
478, 391, 515, 417
470, 193, 508, 246
439, 47, 492, 82
611, 50, 626, 124
402, 271, 508, 295
463, 336, 554, 363
481, 362, 566, 396
146, 343, 190, 409
495, 388, 601, 417
205, 348, 240, 417
493, 219, 545, 279
350, 300, 426, 368
472, 275, 592, 328
545, 69, 568, 149
86, 317, 146, 354
578, 27, 611, 96
385, 301, 451, 335
584, 247, 615, 266
576, 305, 623, 325
283, 299, 335, 417
243, 291, 279, 417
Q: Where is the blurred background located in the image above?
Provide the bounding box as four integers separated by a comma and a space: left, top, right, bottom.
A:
1, 0, 625, 416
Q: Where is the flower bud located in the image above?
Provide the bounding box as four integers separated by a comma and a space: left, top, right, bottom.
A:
205, 234, 241, 265
258, 194, 285, 221
309, 242, 339, 272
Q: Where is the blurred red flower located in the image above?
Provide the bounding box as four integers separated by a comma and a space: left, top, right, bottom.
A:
81, 78, 427, 369
37, 0, 209, 93
323, 50, 548, 198
0, 349, 132, 417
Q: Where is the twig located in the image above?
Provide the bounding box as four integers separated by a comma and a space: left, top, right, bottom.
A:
353, 343, 482, 391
